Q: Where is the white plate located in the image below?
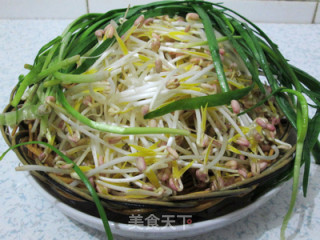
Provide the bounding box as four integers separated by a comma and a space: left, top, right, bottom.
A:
26, 173, 281, 239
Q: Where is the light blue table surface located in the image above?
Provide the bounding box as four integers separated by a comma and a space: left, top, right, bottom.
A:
0, 20, 320, 240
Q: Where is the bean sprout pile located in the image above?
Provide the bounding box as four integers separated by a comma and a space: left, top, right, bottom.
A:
16, 14, 293, 198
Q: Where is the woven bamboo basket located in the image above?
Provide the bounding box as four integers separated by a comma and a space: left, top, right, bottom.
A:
1, 89, 296, 225
1, 0, 300, 227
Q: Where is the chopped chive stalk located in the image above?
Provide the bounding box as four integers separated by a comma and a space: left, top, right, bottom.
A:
11, 67, 41, 108
42, 42, 60, 71
11, 55, 80, 107
37, 55, 80, 79
43, 70, 110, 87
0, 104, 41, 126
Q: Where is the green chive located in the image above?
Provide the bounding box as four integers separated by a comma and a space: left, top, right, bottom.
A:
0, 141, 113, 240
192, 4, 230, 93
57, 87, 190, 136
145, 84, 253, 119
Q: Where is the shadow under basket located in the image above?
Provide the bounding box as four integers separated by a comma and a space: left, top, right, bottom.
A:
1, 99, 296, 226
